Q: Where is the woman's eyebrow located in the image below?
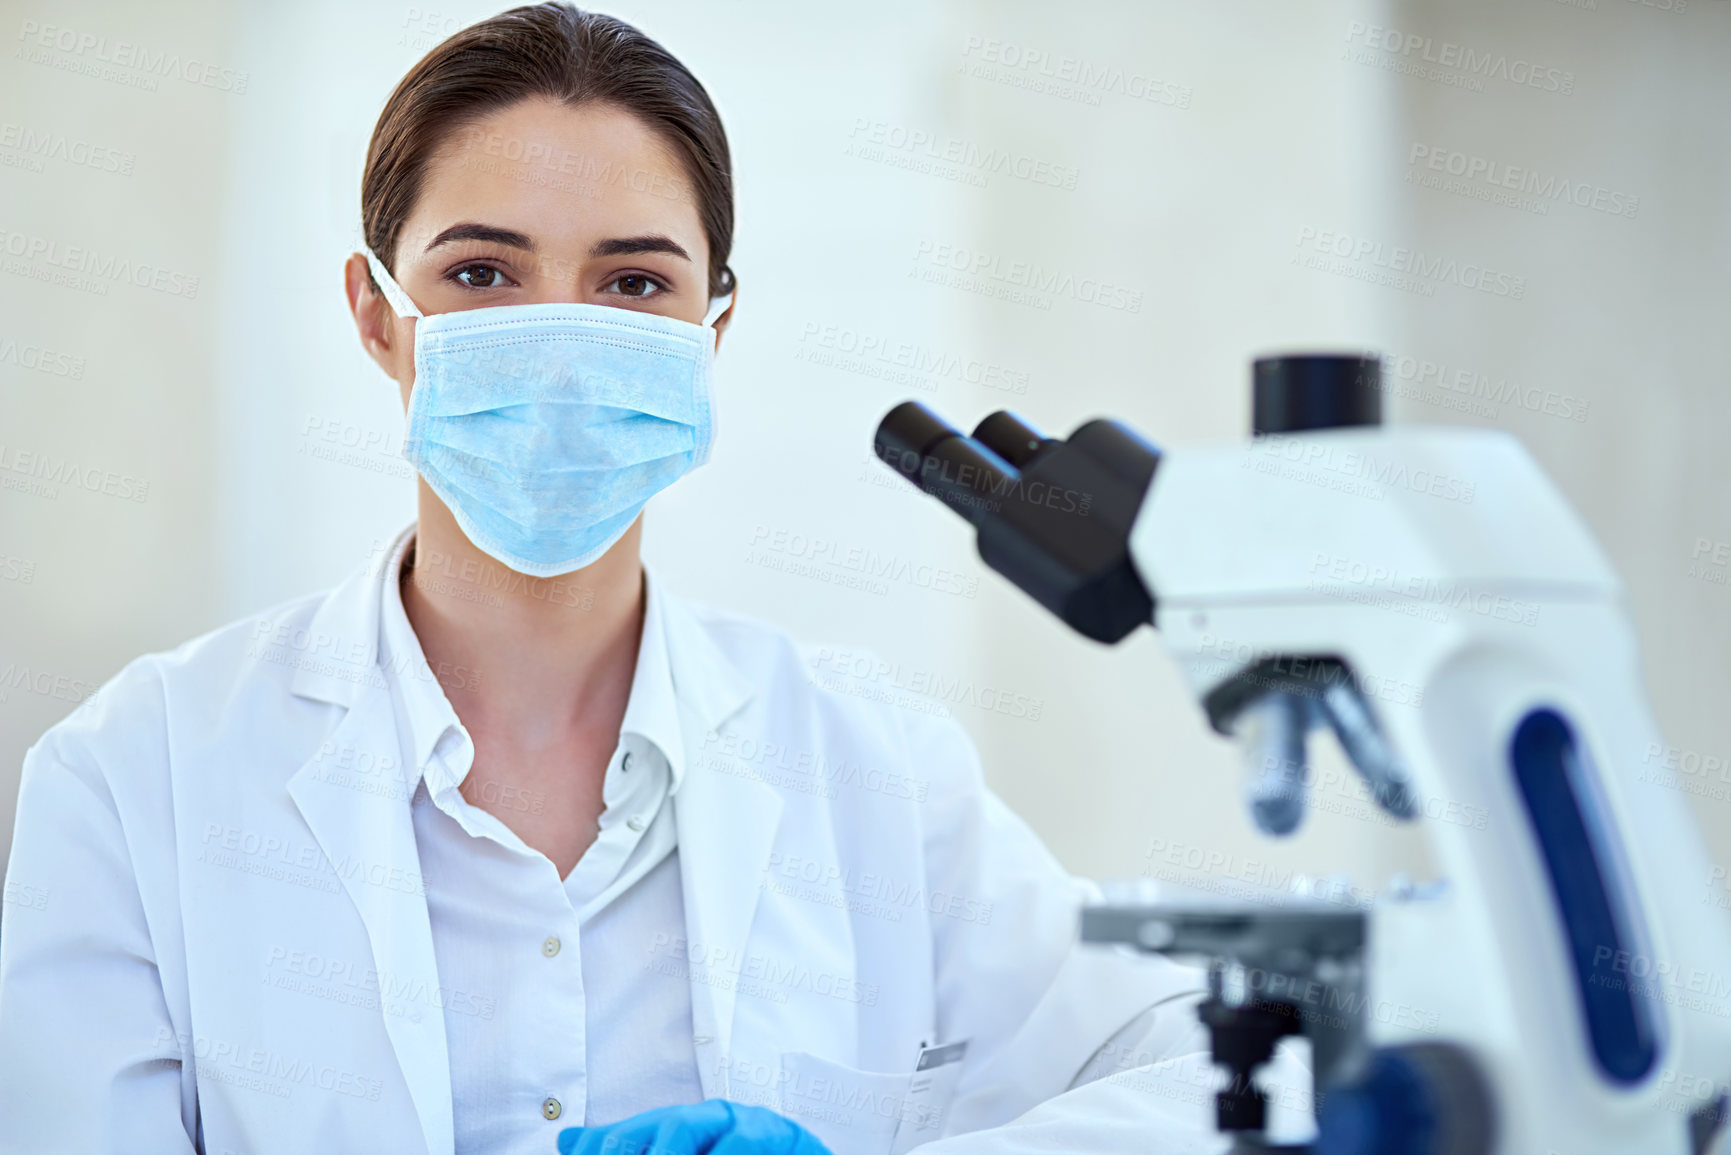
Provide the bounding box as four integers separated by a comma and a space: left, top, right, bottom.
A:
423, 222, 535, 253
589, 234, 691, 261
421, 226, 689, 264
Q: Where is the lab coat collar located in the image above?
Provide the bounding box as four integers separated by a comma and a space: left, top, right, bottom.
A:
286, 527, 402, 709
375, 524, 454, 780
630, 566, 688, 795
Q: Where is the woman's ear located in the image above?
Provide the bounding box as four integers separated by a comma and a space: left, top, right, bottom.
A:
344, 252, 413, 401
345, 252, 400, 363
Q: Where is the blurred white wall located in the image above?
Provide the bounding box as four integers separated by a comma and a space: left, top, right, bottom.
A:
4, 0, 1730, 909
1, 0, 240, 867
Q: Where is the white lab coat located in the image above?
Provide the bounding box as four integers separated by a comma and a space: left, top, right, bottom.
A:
0, 544, 1313, 1155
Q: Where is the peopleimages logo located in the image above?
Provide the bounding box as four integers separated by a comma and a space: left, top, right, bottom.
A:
957, 35, 1193, 110
0, 333, 85, 379
0, 122, 135, 175
0, 227, 200, 298
1294, 227, 1527, 300
0, 442, 150, 501
15, 18, 250, 94
910, 240, 1144, 314
1343, 21, 1575, 95
1246, 434, 1479, 505
1376, 350, 1590, 424
1407, 144, 1638, 220
846, 118, 1080, 191
1306, 551, 1541, 627
796, 321, 1031, 396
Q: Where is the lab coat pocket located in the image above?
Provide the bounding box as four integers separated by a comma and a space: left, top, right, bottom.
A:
777, 1050, 913, 1155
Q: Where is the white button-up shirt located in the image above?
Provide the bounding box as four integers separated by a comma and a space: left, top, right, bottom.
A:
377, 532, 705, 1152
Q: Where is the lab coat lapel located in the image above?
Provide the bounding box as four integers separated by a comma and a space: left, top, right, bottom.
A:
659, 584, 783, 1096
286, 530, 401, 709
285, 546, 455, 1155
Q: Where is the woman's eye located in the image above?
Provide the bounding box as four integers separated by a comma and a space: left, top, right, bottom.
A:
452, 264, 507, 289
608, 274, 664, 298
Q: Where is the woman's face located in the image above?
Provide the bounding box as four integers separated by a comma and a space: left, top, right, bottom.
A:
349, 95, 729, 406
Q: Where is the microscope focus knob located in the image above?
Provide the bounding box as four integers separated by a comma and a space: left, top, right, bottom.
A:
1251, 353, 1382, 436
1316, 1043, 1495, 1155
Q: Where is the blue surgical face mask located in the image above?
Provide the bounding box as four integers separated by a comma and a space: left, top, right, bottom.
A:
363, 247, 733, 578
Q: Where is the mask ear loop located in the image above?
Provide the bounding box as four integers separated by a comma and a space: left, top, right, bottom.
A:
691, 288, 733, 468
702, 291, 734, 328
362, 247, 424, 319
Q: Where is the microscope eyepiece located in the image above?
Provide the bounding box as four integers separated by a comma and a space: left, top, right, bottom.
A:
873, 401, 1020, 529
970, 411, 1052, 469
872, 400, 1159, 643
874, 400, 957, 479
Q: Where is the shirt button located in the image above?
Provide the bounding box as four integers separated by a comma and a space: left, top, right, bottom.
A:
541, 936, 561, 958
626, 815, 645, 832
542, 1096, 562, 1120
622, 751, 634, 772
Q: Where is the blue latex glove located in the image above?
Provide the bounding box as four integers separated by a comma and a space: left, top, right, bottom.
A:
557, 1099, 835, 1155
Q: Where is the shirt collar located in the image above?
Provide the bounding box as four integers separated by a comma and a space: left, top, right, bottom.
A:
628, 566, 687, 795
375, 526, 687, 795
376, 525, 458, 785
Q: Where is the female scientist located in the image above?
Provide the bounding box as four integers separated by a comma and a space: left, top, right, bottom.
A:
0, 5, 1309, 1153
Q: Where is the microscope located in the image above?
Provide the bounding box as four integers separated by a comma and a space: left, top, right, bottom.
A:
873, 355, 1731, 1154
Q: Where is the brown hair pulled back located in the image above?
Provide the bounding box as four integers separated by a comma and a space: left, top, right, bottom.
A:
362, 2, 735, 298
